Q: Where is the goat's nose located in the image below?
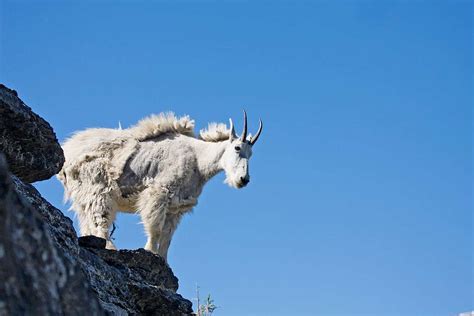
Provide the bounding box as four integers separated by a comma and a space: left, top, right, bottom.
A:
240, 177, 250, 184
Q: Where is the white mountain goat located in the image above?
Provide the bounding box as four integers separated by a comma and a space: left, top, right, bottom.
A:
57, 111, 262, 261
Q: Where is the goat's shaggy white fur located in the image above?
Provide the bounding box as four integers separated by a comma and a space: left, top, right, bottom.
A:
58, 112, 260, 261
131, 112, 195, 141
199, 122, 231, 142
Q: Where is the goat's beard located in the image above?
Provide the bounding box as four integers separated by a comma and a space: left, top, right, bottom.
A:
224, 176, 244, 189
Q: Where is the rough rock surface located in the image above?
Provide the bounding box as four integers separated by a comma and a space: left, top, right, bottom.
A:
0, 155, 104, 315
0, 84, 193, 315
0, 84, 64, 183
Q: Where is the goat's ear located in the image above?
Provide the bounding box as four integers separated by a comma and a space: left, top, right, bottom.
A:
229, 118, 237, 140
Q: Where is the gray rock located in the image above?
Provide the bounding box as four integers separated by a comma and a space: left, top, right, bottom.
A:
80, 248, 193, 315
0, 84, 64, 183
79, 236, 107, 249
0, 155, 104, 316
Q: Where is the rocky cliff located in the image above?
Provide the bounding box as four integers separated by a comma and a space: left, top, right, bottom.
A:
0, 84, 193, 315
0, 84, 64, 183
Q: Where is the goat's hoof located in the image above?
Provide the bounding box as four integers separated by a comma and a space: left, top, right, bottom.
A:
105, 240, 117, 250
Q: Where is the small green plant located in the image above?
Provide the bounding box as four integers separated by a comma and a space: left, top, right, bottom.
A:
195, 285, 218, 316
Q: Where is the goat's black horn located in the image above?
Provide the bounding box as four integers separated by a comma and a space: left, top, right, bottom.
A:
250, 118, 263, 145
241, 109, 248, 142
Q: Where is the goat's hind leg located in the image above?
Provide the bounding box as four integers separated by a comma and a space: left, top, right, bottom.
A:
74, 203, 95, 236
82, 194, 117, 250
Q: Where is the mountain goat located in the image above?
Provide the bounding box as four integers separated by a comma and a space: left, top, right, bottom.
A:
58, 111, 262, 261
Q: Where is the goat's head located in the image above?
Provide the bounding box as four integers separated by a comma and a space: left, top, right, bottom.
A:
221, 110, 263, 189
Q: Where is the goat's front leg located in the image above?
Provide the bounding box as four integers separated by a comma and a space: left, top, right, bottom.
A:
137, 186, 170, 255
157, 214, 182, 261
154, 197, 196, 260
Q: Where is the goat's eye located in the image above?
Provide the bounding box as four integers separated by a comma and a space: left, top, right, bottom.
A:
234, 146, 241, 151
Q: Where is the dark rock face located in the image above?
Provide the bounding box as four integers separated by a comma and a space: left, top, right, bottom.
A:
0, 84, 64, 183
0, 84, 193, 315
81, 247, 192, 315
78, 236, 107, 249
0, 155, 104, 315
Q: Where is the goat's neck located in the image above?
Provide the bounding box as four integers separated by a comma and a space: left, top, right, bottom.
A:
195, 140, 228, 181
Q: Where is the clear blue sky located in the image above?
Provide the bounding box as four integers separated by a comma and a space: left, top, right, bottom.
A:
1, 1, 472, 315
